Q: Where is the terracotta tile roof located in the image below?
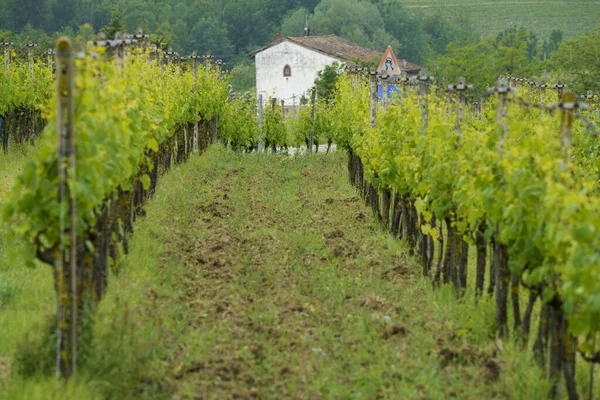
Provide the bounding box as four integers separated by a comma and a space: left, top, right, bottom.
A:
249, 34, 420, 71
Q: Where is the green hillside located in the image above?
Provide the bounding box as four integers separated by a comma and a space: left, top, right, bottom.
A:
401, 0, 600, 39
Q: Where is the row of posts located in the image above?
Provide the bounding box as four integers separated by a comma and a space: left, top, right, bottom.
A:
348, 67, 581, 162
508, 76, 597, 107
3, 40, 52, 81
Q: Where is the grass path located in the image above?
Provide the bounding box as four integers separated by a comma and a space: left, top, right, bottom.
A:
0, 148, 55, 389
2, 146, 552, 399
86, 146, 547, 399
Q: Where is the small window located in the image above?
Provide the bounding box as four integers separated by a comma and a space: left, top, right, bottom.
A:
283, 65, 292, 77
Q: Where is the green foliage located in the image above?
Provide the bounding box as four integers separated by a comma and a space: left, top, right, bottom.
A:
4, 50, 229, 263
324, 74, 600, 345
428, 27, 547, 90
3, 0, 595, 88
550, 25, 600, 94
263, 98, 288, 149
314, 61, 344, 102
229, 63, 256, 93
0, 57, 53, 115
100, 9, 125, 39
219, 93, 259, 150
308, 0, 401, 51
398, 0, 600, 40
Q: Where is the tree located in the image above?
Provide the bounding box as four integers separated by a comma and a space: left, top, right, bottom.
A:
542, 29, 563, 57
221, 0, 271, 54
189, 17, 235, 60
422, 13, 477, 57
171, 20, 190, 53
101, 9, 125, 39
280, 7, 310, 37
151, 22, 173, 51
230, 63, 256, 93
527, 32, 538, 61
7, 0, 47, 31
314, 62, 344, 102
309, 0, 399, 51
550, 25, 600, 93
428, 30, 536, 90
378, 2, 428, 65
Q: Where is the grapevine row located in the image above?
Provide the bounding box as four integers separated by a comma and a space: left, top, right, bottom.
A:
326, 71, 599, 398
0, 56, 53, 151
4, 38, 229, 377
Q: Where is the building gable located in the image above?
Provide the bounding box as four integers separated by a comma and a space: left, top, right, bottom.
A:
254, 40, 340, 105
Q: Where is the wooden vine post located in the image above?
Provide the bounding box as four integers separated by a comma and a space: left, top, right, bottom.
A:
369, 69, 377, 128
258, 94, 264, 151
213, 59, 222, 144
309, 88, 316, 152
26, 41, 36, 82
559, 92, 576, 165
418, 72, 434, 275
173, 53, 181, 75
350, 67, 357, 90
585, 91, 595, 109
55, 36, 77, 378
203, 53, 213, 74
378, 73, 391, 229
399, 74, 409, 102
418, 73, 432, 134
2, 41, 13, 152
494, 75, 510, 338
380, 74, 389, 108
47, 48, 55, 70
553, 80, 566, 99
450, 77, 470, 136
3, 41, 12, 74
539, 81, 548, 105
528, 80, 536, 96
190, 53, 200, 153
134, 28, 148, 54
551, 94, 583, 400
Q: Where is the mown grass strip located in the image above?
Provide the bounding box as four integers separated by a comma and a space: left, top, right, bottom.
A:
2, 146, 553, 399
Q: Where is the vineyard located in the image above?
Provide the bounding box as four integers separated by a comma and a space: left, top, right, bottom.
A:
0, 35, 599, 399
398, 0, 600, 39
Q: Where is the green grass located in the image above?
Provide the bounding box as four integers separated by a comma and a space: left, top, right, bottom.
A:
0, 147, 56, 391
399, 0, 600, 39
0, 146, 565, 398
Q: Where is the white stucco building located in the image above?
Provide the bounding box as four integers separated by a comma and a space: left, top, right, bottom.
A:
250, 34, 420, 106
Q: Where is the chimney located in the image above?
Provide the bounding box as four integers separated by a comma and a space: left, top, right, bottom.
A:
276, 32, 281, 41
